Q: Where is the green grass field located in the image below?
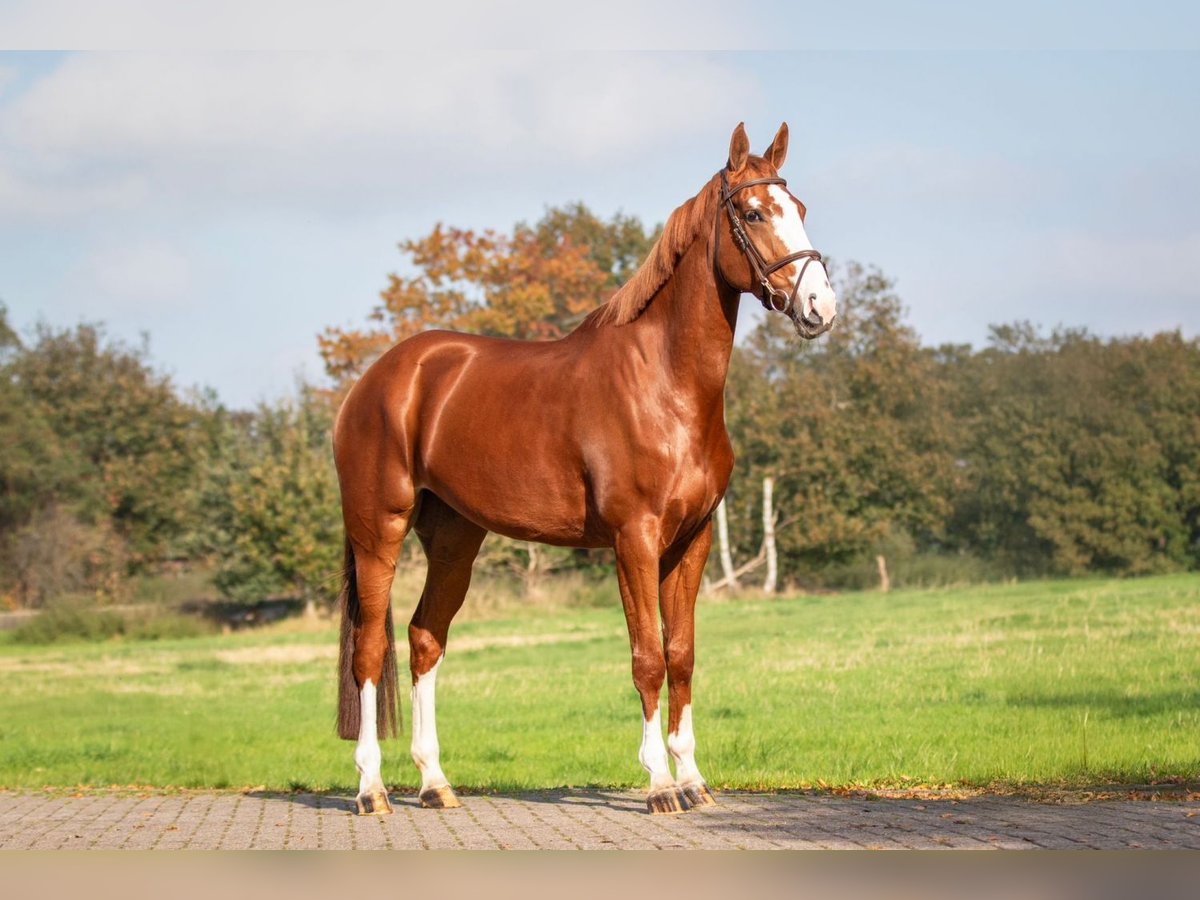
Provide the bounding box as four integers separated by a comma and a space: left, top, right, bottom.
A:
1, 574, 1198, 793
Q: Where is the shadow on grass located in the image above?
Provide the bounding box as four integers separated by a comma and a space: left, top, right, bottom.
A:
180, 597, 307, 630
1004, 688, 1200, 719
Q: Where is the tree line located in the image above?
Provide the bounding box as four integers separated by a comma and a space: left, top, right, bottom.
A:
2, 202, 1197, 611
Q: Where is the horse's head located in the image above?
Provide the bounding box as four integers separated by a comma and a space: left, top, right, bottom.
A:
715, 122, 836, 339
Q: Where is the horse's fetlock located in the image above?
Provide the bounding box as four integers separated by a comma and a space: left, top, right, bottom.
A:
667, 730, 696, 758
355, 743, 381, 774
410, 738, 439, 769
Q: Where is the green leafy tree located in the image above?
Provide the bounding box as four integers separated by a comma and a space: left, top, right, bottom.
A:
200, 389, 342, 611
1137, 331, 1200, 567
723, 263, 962, 586
0, 347, 73, 537
0, 313, 216, 606
952, 326, 1199, 575
6, 321, 210, 567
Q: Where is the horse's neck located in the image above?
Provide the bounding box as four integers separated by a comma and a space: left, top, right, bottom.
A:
638, 234, 740, 404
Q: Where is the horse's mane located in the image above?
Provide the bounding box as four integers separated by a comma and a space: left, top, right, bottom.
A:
589, 173, 720, 327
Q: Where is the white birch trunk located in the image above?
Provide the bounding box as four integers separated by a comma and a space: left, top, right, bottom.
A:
715, 497, 739, 592
524, 541, 544, 598
762, 475, 777, 594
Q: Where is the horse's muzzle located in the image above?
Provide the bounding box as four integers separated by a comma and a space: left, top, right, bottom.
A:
789, 307, 835, 340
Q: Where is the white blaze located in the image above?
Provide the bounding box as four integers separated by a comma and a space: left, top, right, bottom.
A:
767, 184, 836, 323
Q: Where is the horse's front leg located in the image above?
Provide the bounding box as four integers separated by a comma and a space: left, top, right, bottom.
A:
615, 524, 686, 814
660, 520, 717, 808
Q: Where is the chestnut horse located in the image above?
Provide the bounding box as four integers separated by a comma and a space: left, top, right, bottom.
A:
333, 122, 836, 816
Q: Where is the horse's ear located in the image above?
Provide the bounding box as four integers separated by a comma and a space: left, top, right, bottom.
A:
728, 122, 750, 174
765, 122, 788, 169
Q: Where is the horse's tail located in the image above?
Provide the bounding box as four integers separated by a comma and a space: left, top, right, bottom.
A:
336, 536, 401, 740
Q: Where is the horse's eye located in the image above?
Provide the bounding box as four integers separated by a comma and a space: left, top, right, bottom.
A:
744, 209, 764, 224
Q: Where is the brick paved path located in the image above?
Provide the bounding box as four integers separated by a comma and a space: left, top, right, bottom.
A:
2, 789, 1197, 850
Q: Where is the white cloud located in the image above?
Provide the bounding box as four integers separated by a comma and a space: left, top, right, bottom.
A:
1038, 230, 1200, 300
0, 52, 757, 220
5, 1, 1193, 51
816, 143, 1038, 205
903, 228, 1200, 346
0, 1, 739, 51
0, 166, 149, 220
68, 238, 194, 312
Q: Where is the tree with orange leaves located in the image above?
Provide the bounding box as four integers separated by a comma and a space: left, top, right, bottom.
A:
318, 203, 657, 390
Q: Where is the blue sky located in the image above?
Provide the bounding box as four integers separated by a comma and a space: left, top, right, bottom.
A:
2, 20, 1198, 408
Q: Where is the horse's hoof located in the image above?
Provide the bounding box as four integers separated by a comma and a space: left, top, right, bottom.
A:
355, 790, 393, 816
680, 782, 717, 808
419, 785, 462, 809
647, 787, 687, 815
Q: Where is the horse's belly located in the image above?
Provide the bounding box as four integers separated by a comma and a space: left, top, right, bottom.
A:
419, 448, 597, 547
424, 482, 598, 547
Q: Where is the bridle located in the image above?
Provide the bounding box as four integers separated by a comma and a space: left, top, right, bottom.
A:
717, 168, 827, 316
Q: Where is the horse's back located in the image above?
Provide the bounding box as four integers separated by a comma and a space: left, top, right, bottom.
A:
339, 328, 589, 445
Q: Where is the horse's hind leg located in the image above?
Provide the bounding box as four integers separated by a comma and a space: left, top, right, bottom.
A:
337, 474, 414, 816
408, 494, 486, 809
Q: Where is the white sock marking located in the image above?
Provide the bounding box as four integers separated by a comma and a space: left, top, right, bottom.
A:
639, 707, 676, 793
411, 657, 450, 793
667, 704, 705, 788
354, 680, 384, 798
